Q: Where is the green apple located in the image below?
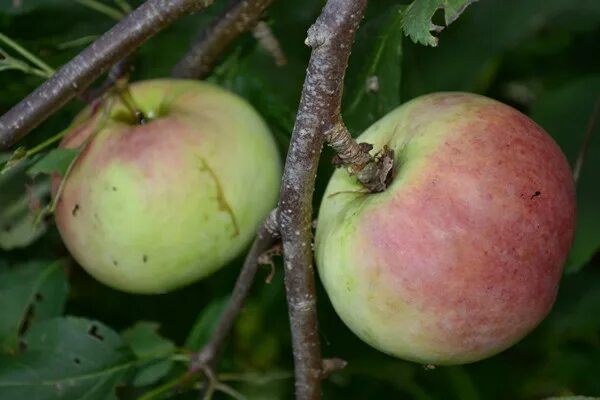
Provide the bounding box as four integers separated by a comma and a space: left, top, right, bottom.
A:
53, 79, 281, 294
315, 93, 576, 365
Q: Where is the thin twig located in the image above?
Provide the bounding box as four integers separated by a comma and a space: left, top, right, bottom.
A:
0, 32, 55, 76
253, 21, 287, 66
172, 0, 273, 79
320, 358, 348, 379
277, 1, 367, 399
190, 210, 280, 372
0, 0, 214, 150
573, 97, 600, 183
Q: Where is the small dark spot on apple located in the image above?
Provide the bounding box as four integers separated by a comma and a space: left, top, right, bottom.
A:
88, 325, 104, 341
531, 191, 541, 199
35, 292, 43, 302
72, 204, 80, 216
113, 260, 118, 266
112, 186, 117, 191
73, 357, 81, 365
143, 255, 148, 263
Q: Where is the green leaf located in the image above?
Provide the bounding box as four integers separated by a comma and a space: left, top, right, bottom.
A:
121, 322, 175, 387
0, 260, 69, 354
0, 317, 136, 400
0, 156, 49, 250
27, 148, 79, 177
530, 76, 600, 272
401, 0, 478, 46
401, 0, 600, 97
344, 3, 403, 134
122, 321, 175, 359
185, 297, 228, 351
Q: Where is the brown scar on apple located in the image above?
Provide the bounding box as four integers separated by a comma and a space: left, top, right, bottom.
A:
197, 156, 240, 238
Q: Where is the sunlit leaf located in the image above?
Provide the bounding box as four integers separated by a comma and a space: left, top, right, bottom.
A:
401, 0, 478, 46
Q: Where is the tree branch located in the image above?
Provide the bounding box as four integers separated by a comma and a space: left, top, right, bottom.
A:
277, 1, 367, 399
172, 0, 273, 79
0, 0, 213, 150
190, 209, 280, 372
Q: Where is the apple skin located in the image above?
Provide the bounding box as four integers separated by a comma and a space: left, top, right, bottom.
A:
54, 79, 281, 294
315, 93, 576, 365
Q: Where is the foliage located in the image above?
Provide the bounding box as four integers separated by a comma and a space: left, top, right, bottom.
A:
0, 0, 599, 399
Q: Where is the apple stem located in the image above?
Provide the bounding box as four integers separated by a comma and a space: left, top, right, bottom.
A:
326, 122, 395, 193
114, 77, 147, 124
172, 0, 274, 79
0, 0, 214, 150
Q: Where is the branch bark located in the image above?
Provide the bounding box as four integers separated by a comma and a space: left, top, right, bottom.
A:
190, 209, 280, 371
277, 1, 367, 399
0, 0, 213, 150
326, 122, 394, 193
172, 0, 273, 79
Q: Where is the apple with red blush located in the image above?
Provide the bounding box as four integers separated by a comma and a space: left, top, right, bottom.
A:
53, 79, 281, 294
315, 92, 576, 364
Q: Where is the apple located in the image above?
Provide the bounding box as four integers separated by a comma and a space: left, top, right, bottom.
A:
315, 93, 576, 365
53, 79, 281, 294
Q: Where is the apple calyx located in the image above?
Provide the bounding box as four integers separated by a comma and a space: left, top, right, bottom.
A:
327, 122, 394, 193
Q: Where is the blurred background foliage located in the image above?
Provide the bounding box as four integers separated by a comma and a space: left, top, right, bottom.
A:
0, 0, 599, 399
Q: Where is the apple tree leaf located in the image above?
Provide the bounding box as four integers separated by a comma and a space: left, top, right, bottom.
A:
401, 0, 600, 97
401, 0, 478, 47
0, 155, 50, 250
27, 148, 79, 177
121, 322, 176, 387
0, 317, 136, 400
530, 76, 600, 273
343, 3, 403, 134
185, 296, 228, 351
0, 260, 68, 354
